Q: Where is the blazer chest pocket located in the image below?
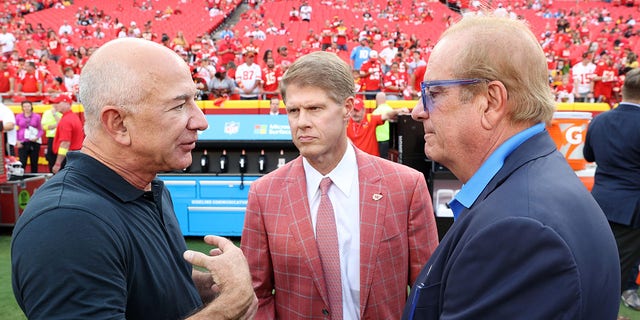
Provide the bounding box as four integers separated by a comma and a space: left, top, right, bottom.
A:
408, 281, 441, 319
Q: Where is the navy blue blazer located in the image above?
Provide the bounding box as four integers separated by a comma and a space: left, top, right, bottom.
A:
583, 104, 640, 227
402, 131, 620, 319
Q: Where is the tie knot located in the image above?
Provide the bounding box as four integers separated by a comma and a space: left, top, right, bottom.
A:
320, 177, 332, 195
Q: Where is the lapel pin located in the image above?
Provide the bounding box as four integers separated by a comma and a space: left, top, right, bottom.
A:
372, 193, 383, 201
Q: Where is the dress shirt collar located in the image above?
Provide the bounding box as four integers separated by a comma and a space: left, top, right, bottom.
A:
303, 142, 358, 199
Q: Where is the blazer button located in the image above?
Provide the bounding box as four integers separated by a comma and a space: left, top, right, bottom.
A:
322, 309, 330, 316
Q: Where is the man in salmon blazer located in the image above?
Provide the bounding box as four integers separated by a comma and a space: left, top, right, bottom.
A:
241, 51, 439, 319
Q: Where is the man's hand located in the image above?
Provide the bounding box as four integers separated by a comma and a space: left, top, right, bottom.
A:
184, 235, 257, 320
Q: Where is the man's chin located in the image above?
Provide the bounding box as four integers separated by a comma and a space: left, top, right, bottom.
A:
424, 148, 440, 163
170, 156, 193, 172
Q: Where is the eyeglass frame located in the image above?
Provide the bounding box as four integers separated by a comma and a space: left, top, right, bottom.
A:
420, 78, 488, 113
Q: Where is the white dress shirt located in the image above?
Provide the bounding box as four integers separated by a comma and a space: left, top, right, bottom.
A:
303, 143, 361, 319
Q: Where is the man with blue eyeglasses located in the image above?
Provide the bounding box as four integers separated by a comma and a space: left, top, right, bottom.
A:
402, 15, 620, 320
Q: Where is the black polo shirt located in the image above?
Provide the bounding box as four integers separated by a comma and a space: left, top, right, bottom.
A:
12, 152, 202, 319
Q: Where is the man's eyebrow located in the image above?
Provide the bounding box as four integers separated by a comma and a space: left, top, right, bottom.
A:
173, 93, 195, 102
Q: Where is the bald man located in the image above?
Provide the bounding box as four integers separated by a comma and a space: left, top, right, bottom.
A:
403, 15, 619, 319
11, 38, 257, 319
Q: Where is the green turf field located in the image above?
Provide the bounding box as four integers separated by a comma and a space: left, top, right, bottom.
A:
1, 228, 638, 319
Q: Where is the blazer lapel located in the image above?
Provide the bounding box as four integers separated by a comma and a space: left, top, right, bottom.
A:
354, 150, 385, 315
283, 157, 331, 306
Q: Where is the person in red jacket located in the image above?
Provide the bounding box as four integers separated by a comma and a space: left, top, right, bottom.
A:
347, 97, 407, 156
51, 94, 84, 173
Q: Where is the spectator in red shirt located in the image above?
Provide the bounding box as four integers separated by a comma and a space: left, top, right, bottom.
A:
335, 21, 349, 51
261, 57, 282, 100
23, 48, 39, 64
554, 40, 574, 67
59, 31, 74, 50
275, 46, 293, 71
46, 30, 64, 62
277, 22, 289, 36
31, 23, 47, 42
347, 97, 407, 156
242, 36, 261, 57
0, 56, 16, 101
320, 20, 333, 50
59, 47, 79, 75
285, 38, 297, 54
359, 50, 383, 100
16, 61, 44, 102
217, 35, 239, 67
296, 40, 312, 58
305, 28, 316, 44
43, 76, 68, 103
39, 54, 62, 79
383, 61, 410, 100
592, 53, 618, 106
76, 46, 92, 70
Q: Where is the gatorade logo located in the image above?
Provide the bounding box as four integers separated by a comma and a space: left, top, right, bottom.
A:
18, 190, 30, 210
550, 112, 591, 170
565, 126, 584, 145
558, 123, 587, 161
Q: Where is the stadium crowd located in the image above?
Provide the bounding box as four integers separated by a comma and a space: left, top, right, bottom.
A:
0, 0, 639, 107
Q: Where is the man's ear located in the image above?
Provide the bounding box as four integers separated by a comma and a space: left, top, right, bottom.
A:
344, 96, 355, 120
480, 80, 508, 130
101, 106, 131, 146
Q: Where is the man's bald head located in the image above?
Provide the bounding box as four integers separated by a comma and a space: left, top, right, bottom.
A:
79, 38, 190, 136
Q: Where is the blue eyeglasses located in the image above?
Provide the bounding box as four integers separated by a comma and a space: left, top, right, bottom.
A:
420, 78, 487, 113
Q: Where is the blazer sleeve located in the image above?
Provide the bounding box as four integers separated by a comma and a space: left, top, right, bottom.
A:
241, 184, 276, 320
441, 217, 580, 319
408, 170, 439, 285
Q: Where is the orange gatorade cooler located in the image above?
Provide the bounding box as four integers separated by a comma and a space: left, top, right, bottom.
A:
547, 112, 592, 171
